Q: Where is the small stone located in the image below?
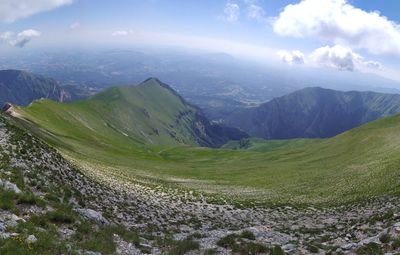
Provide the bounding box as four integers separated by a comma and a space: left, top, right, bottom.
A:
282, 243, 296, 251
84, 251, 101, 255
26, 235, 37, 243
341, 242, 358, 250
394, 222, 400, 232
359, 235, 380, 245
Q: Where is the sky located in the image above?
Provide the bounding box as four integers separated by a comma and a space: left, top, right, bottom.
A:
0, 0, 400, 81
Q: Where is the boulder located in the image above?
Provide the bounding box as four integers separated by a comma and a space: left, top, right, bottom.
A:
75, 208, 109, 225
0, 179, 21, 194
2, 103, 12, 113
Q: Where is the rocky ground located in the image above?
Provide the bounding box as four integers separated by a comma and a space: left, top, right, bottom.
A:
0, 115, 400, 254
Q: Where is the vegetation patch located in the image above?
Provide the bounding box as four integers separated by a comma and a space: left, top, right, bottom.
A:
355, 242, 383, 255
217, 233, 283, 254
0, 188, 16, 211
166, 237, 200, 255
47, 206, 76, 224
17, 192, 46, 207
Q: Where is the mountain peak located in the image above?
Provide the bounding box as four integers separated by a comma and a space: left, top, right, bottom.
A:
142, 77, 163, 84
140, 77, 174, 91
137, 77, 190, 106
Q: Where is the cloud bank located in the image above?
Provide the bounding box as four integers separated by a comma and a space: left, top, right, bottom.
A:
273, 0, 400, 55
0, 0, 73, 23
278, 45, 382, 71
0, 29, 41, 47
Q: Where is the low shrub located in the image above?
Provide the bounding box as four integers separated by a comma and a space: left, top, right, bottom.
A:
355, 242, 383, 255
47, 207, 75, 224
241, 230, 256, 240
379, 233, 391, 243
167, 237, 200, 255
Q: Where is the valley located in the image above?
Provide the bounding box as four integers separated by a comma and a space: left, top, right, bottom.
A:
1, 114, 400, 254
9, 78, 400, 206
2, 73, 400, 254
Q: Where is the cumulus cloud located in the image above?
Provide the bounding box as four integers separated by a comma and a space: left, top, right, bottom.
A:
222, 1, 240, 23
0, 0, 73, 23
278, 45, 382, 71
0, 29, 41, 48
112, 30, 129, 37
277, 50, 305, 65
69, 22, 81, 30
273, 0, 400, 55
310, 45, 359, 71
309, 45, 382, 71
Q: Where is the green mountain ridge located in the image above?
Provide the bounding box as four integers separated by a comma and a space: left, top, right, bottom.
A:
14, 77, 247, 148
225, 87, 400, 139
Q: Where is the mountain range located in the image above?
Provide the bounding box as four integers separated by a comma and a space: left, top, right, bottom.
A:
0, 70, 90, 108
4, 69, 400, 141
4, 74, 400, 253
225, 87, 400, 139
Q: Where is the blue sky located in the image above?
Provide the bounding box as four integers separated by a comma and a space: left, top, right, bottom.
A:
0, 0, 400, 80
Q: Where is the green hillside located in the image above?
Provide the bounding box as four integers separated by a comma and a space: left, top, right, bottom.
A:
15, 78, 246, 149
10, 79, 400, 206
222, 138, 319, 152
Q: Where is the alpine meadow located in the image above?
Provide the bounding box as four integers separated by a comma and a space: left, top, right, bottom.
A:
1, 0, 400, 254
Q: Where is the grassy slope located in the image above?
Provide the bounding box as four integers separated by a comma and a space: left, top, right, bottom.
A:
222, 138, 320, 152
12, 83, 400, 206
19, 78, 202, 147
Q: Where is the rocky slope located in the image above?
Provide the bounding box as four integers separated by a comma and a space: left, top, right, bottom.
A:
0, 69, 88, 108
225, 87, 400, 139
1, 114, 400, 254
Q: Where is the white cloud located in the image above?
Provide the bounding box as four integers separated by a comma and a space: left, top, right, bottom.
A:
242, 0, 269, 23
222, 1, 240, 23
310, 45, 359, 71
0, 29, 41, 48
0, 0, 73, 23
112, 30, 129, 37
273, 0, 400, 55
309, 45, 382, 71
278, 45, 382, 71
277, 50, 305, 65
69, 22, 81, 30
247, 4, 266, 22
364, 60, 381, 70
